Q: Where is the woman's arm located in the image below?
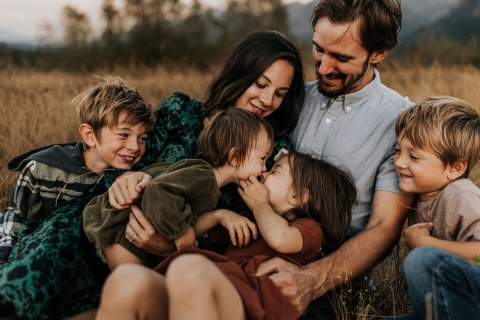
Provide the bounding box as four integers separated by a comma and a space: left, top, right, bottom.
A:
125, 205, 176, 256
238, 176, 302, 254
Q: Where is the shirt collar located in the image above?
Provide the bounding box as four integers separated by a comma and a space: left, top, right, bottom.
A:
319, 69, 381, 114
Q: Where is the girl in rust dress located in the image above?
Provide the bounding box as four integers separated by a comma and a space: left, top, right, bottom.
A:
96, 150, 357, 320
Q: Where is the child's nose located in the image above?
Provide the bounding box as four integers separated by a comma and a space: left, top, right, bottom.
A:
394, 154, 406, 168
260, 171, 270, 180
127, 139, 140, 151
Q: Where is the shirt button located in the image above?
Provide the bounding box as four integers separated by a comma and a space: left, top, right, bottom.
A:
326, 118, 331, 123
346, 107, 351, 111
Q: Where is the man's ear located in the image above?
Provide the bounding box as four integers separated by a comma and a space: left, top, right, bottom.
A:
447, 159, 467, 180
228, 147, 240, 167
289, 189, 310, 206
79, 124, 96, 148
370, 49, 389, 65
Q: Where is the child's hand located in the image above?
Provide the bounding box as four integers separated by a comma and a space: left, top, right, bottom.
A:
108, 172, 152, 210
238, 176, 269, 211
404, 222, 434, 250
216, 209, 258, 247
174, 227, 198, 250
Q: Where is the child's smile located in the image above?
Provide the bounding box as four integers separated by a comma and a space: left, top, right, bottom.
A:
394, 132, 454, 201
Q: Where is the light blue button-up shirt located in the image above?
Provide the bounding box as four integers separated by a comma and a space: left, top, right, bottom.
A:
291, 69, 413, 237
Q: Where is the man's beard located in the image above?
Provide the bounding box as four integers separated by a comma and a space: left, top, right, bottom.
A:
316, 56, 370, 98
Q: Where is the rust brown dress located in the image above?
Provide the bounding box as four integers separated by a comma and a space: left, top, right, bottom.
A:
155, 218, 323, 320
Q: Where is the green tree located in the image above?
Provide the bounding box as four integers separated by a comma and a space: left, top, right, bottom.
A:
221, 0, 289, 49
62, 5, 92, 46
100, 0, 125, 67
123, 0, 183, 66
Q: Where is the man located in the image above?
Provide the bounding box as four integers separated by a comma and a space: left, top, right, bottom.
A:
256, 0, 415, 318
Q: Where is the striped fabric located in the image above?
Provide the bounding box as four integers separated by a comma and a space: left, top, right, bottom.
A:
0, 160, 104, 260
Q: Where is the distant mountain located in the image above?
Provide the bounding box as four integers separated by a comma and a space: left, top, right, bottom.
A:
400, 0, 459, 39
412, 0, 480, 43
0, 29, 36, 46
285, 0, 464, 47
286, 1, 316, 43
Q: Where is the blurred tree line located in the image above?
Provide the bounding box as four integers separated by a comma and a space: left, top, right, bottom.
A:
0, 0, 289, 71
1, 0, 480, 71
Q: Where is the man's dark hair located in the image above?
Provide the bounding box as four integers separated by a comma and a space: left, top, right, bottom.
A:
309, 0, 402, 53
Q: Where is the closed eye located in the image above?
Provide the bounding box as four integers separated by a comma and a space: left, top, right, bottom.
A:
409, 154, 419, 160
255, 82, 266, 89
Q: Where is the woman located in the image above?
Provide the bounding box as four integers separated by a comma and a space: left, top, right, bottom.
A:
0, 30, 305, 319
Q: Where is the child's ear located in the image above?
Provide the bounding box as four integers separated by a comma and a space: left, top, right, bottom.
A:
228, 147, 240, 167
79, 124, 96, 148
447, 159, 467, 180
289, 189, 310, 206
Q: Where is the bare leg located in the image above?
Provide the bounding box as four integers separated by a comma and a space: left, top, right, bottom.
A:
67, 308, 97, 320
96, 263, 168, 320
166, 254, 245, 320
103, 244, 142, 271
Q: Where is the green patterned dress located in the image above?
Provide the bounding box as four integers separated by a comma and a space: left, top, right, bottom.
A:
0, 92, 293, 319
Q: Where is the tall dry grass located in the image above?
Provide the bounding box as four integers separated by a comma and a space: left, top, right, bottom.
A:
1, 63, 480, 318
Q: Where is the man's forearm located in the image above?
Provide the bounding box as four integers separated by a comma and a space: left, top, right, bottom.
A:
304, 221, 402, 298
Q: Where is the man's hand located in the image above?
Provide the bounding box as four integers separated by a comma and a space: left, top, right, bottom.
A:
125, 205, 176, 256
108, 172, 152, 209
403, 222, 434, 250
256, 257, 317, 313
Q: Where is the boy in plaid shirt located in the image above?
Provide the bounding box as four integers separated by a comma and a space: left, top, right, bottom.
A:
0, 77, 155, 261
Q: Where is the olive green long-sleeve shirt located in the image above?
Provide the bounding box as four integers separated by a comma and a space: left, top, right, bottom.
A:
83, 159, 221, 267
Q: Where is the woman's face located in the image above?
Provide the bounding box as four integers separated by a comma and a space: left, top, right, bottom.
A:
234, 59, 294, 118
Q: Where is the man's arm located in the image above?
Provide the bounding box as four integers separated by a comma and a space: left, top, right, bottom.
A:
256, 191, 415, 312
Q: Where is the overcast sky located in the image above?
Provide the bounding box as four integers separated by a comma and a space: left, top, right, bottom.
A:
1, 0, 312, 42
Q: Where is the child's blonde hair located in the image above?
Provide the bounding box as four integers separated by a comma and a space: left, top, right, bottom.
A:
73, 76, 155, 147
395, 96, 480, 178
283, 152, 357, 252
196, 108, 274, 168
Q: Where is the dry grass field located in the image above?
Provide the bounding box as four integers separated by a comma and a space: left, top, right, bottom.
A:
1, 63, 480, 318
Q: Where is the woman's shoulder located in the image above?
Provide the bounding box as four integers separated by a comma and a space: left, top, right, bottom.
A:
273, 135, 293, 150
160, 92, 204, 112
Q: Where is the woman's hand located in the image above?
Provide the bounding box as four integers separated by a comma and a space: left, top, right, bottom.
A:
215, 209, 258, 247
403, 222, 434, 250
238, 176, 269, 211
108, 172, 152, 210
126, 204, 176, 257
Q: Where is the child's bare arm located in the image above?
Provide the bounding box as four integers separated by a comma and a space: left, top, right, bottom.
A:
108, 171, 152, 209
404, 222, 480, 261
194, 209, 258, 247
238, 176, 303, 254
174, 227, 198, 250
